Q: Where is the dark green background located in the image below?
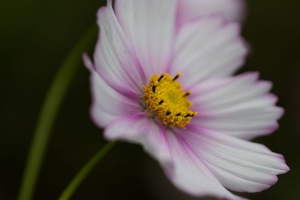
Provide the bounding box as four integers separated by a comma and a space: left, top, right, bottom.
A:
1, 0, 300, 199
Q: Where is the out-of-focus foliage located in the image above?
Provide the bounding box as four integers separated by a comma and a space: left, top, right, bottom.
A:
1, 0, 300, 199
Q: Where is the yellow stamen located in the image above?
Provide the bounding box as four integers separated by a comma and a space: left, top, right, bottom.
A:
143, 73, 197, 128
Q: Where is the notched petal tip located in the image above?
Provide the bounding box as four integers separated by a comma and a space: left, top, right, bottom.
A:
82, 53, 94, 71
96, 0, 113, 25
176, 0, 247, 29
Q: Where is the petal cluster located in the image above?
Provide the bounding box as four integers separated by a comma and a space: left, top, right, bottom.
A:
84, 0, 289, 199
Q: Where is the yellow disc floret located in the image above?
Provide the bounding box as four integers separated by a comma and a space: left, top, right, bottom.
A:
143, 73, 198, 128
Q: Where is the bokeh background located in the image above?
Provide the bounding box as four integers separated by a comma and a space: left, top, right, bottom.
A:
1, 0, 300, 199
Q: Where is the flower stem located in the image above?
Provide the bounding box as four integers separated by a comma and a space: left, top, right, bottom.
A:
17, 25, 97, 200
58, 142, 117, 200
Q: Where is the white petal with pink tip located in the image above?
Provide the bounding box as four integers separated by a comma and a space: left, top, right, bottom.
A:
89, 68, 142, 127
94, 1, 145, 97
165, 129, 245, 199
177, 127, 289, 192
115, 0, 178, 76
189, 73, 283, 140
105, 113, 172, 167
176, 0, 246, 28
170, 16, 248, 88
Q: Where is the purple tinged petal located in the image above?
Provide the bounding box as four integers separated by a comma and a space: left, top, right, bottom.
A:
94, 1, 146, 98
164, 129, 245, 199
170, 15, 248, 87
189, 72, 284, 140
178, 126, 289, 193
114, 0, 178, 76
89, 68, 142, 127
176, 0, 246, 28
105, 113, 172, 167
82, 53, 94, 71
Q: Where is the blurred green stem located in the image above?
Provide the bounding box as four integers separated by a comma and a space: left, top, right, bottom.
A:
58, 142, 117, 200
17, 25, 97, 200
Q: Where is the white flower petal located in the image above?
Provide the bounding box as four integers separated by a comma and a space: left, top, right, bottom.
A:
170, 15, 248, 88
94, 1, 146, 97
105, 113, 172, 166
89, 68, 142, 127
114, 0, 178, 76
179, 127, 289, 193
190, 73, 283, 140
165, 130, 244, 199
177, 0, 246, 28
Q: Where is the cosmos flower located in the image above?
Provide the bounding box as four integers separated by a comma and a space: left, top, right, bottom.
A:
83, 0, 289, 199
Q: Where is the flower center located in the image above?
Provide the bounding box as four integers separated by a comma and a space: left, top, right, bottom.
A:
143, 73, 197, 128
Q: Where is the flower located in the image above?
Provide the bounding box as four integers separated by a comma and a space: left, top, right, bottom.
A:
83, 0, 289, 199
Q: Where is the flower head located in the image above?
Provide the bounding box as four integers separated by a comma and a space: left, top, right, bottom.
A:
84, 0, 289, 199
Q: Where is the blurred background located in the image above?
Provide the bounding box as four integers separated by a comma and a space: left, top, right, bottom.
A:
1, 0, 300, 199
